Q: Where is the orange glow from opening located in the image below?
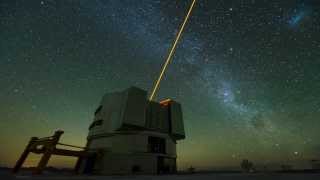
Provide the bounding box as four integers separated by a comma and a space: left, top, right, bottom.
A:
160, 98, 172, 106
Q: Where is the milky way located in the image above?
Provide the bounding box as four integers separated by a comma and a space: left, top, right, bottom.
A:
0, 0, 320, 169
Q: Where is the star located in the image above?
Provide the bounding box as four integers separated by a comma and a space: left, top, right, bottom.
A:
13, 89, 19, 93
0, 0, 319, 170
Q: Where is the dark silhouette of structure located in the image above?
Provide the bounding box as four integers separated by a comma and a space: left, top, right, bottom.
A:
77, 87, 185, 175
281, 164, 293, 171
311, 160, 320, 170
12, 130, 90, 174
12, 87, 185, 175
241, 159, 255, 173
187, 166, 196, 174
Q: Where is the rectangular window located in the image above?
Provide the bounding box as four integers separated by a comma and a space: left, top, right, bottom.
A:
148, 136, 166, 154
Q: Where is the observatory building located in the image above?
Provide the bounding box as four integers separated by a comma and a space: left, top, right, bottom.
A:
78, 87, 185, 175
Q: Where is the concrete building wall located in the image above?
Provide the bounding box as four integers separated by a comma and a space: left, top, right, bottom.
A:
81, 87, 184, 175
170, 102, 185, 140
85, 131, 176, 175
89, 87, 147, 136
88, 131, 177, 156
122, 87, 147, 127
93, 152, 158, 175
89, 87, 185, 138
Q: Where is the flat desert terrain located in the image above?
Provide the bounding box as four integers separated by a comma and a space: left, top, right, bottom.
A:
1, 171, 320, 180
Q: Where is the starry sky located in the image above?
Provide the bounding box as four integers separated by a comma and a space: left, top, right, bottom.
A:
1, 0, 320, 170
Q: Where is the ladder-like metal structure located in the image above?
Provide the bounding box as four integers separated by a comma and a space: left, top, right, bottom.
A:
12, 130, 90, 174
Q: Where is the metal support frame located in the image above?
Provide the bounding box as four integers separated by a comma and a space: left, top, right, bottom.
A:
12, 130, 89, 175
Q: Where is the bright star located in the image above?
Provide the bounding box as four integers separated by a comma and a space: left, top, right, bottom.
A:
289, 12, 305, 26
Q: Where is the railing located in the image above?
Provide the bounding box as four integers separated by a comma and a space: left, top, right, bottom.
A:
57, 142, 85, 149
12, 130, 90, 175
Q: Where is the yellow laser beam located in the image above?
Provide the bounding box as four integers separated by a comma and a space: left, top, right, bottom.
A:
149, 0, 197, 101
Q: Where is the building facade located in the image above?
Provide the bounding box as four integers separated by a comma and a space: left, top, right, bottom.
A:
79, 87, 185, 175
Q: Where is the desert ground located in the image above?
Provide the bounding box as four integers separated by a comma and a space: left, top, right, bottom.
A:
1, 171, 320, 180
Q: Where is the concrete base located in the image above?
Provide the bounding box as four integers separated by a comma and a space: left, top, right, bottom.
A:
79, 131, 177, 175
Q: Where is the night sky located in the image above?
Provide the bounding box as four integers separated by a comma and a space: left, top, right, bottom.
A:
1, 0, 320, 170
